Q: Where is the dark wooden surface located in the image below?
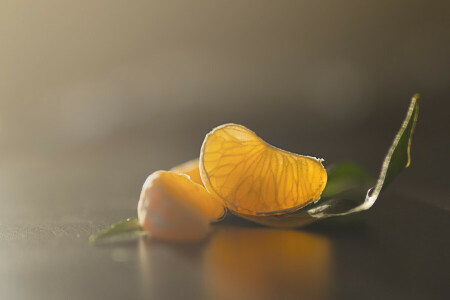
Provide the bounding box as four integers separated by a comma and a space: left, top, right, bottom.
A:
0, 147, 448, 300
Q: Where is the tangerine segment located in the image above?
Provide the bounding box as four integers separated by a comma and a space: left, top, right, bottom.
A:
138, 171, 225, 226
138, 171, 210, 241
200, 124, 327, 215
170, 158, 203, 186
158, 171, 225, 221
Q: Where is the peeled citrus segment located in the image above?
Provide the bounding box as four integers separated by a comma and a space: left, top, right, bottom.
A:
137, 171, 225, 242
200, 124, 327, 216
170, 158, 203, 186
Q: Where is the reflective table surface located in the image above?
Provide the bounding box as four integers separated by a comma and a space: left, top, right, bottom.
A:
0, 149, 448, 300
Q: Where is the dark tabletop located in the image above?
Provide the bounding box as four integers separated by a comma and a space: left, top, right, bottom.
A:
0, 137, 448, 300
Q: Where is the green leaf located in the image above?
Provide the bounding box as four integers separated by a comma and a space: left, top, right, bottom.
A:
321, 162, 375, 199
89, 217, 146, 244
237, 94, 419, 227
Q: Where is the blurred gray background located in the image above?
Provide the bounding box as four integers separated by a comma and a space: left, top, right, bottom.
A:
0, 0, 449, 221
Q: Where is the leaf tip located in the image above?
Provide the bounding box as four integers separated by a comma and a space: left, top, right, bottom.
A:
405, 94, 420, 168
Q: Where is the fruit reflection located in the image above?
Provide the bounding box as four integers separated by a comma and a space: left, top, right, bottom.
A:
138, 238, 206, 299
203, 227, 331, 300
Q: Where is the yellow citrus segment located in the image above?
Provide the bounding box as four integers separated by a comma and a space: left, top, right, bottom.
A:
170, 158, 204, 186
138, 171, 225, 236
158, 171, 225, 221
200, 124, 327, 215
138, 172, 210, 242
